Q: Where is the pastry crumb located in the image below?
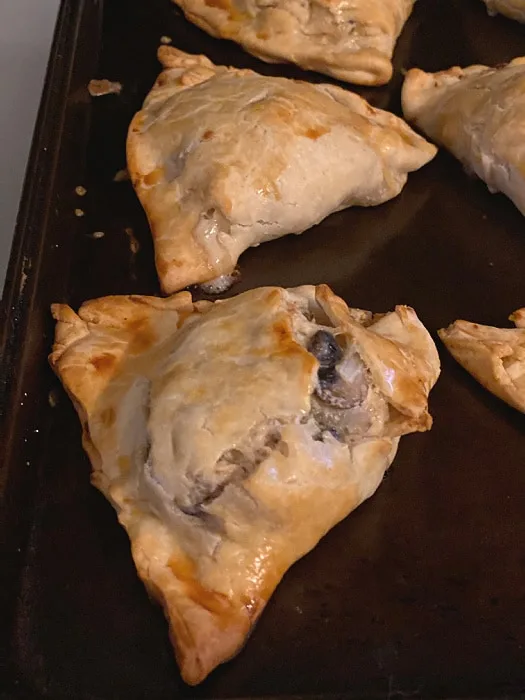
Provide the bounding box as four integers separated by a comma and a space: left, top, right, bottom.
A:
88, 79, 122, 97
92, 231, 105, 239
160, 35, 172, 44
113, 168, 130, 182
75, 185, 87, 196
48, 389, 59, 408
75, 208, 85, 217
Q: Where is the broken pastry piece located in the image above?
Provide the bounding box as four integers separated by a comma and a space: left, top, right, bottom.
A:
402, 57, 525, 216
127, 46, 436, 294
439, 309, 525, 413
481, 0, 525, 22
50, 284, 440, 685
171, 0, 416, 85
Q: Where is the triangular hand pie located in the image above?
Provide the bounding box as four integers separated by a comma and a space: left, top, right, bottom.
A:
439, 309, 525, 413
402, 57, 525, 216
50, 284, 440, 684
127, 46, 436, 294
481, 0, 525, 22
171, 0, 416, 85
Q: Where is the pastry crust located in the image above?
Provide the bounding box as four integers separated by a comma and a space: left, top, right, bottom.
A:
171, 0, 415, 85
128, 46, 436, 294
482, 0, 525, 22
439, 309, 525, 413
50, 285, 440, 684
402, 57, 525, 216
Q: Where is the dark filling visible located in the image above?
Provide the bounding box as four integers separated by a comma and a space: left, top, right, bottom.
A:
308, 329, 370, 442
308, 330, 343, 368
308, 330, 365, 410
178, 428, 281, 518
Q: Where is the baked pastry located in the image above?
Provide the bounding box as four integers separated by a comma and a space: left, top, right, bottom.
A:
439, 309, 525, 413
402, 57, 525, 216
170, 0, 416, 85
127, 46, 436, 294
50, 284, 440, 684
481, 0, 525, 22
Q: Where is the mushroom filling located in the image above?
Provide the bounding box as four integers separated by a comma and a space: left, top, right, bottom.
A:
176, 425, 281, 517
307, 329, 372, 442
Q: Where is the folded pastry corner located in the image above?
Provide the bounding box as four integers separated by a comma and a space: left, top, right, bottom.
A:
128, 46, 436, 294
481, 0, 525, 22
439, 309, 525, 413
171, 0, 416, 85
50, 285, 440, 684
402, 57, 525, 215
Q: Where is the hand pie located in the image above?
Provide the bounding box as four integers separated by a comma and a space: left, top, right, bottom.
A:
127, 46, 436, 294
439, 309, 525, 413
171, 0, 416, 85
402, 57, 525, 216
50, 284, 440, 685
481, 0, 525, 22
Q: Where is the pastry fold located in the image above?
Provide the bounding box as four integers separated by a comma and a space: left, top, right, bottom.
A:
439, 309, 525, 412
51, 285, 440, 684
402, 57, 525, 215
171, 0, 416, 85
128, 46, 436, 294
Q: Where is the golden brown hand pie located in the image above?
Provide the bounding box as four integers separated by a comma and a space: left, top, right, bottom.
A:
439, 309, 525, 413
402, 57, 525, 216
481, 0, 525, 22
127, 46, 436, 294
171, 0, 415, 85
50, 284, 440, 685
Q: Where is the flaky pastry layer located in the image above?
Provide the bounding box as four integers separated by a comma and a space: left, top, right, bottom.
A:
439, 308, 525, 413
50, 285, 440, 683
171, 0, 416, 85
402, 57, 525, 216
128, 46, 436, 294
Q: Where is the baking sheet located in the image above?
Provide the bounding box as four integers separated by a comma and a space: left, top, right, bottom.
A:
1, 0, 525, 698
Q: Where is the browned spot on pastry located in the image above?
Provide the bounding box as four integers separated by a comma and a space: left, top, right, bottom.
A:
168, 556, 230, 616
270, 319, 314, 361
128, 318, 157, 353
202, 129, 214, 140
265, 289, 283, 307
304, 126, 330, 140
204, 0, 230, 8
229, 7, 248, 22
272, 318, 293, 346
100, 406, 116, 428
256, 30, 270, 40
91, 353, 117, 374
156, 73, 169, 87
143, 168, 164, 186
131, 114, 146, 131
169, 553, 196, 581
118, 456, 131, 474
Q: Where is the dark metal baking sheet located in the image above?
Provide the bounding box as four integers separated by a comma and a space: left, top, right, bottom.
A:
2, 0, 525, 698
